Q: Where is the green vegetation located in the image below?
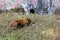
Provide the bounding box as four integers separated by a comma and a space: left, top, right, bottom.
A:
0, 13, 60, 40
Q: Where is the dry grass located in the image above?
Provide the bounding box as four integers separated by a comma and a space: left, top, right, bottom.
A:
0, 12, 60, 40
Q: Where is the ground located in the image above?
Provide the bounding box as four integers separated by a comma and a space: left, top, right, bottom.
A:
0, 12, 60, 40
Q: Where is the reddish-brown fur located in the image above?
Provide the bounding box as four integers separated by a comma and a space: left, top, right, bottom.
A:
10, 18, 31, 29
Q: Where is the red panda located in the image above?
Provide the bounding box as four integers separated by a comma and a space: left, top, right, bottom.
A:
10, 18, 31, 29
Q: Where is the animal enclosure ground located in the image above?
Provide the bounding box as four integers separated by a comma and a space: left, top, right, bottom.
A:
0, 13, 60, 40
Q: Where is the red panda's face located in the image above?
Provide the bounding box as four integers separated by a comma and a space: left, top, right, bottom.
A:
26, 18, 31, 24
22, 18, 31, 24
